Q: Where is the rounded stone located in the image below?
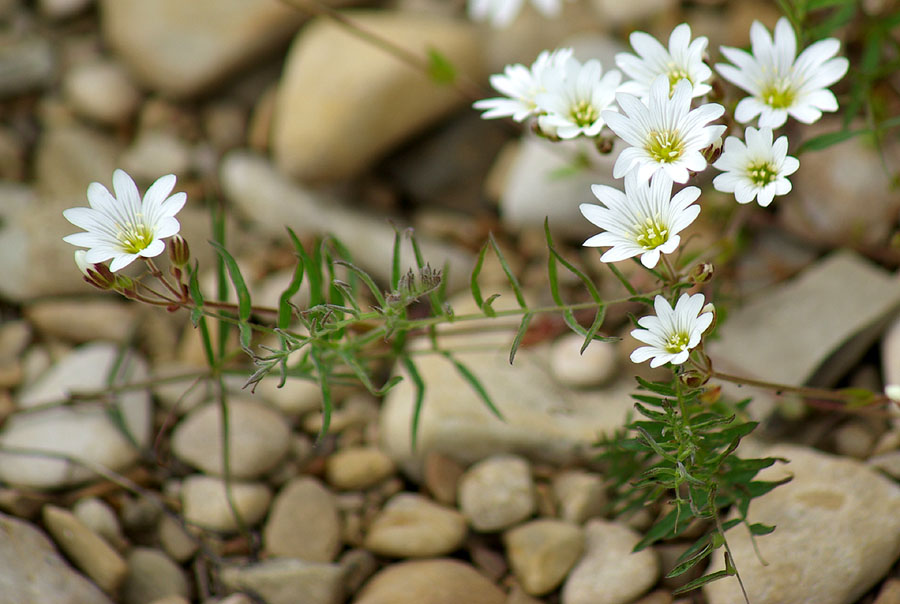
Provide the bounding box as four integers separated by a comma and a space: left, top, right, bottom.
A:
63, 58, 141, 125
504, 519, 584, 596
180, 475, 271, 533
325, 446, 396, 491
561, 520, 659, 604
364, 493, 467, 558
355, 559, 506, 604
122, 548, 190, 604
552, 470, 607, 525
42, 504, 128, 596
551, 332, 619, 388
72, 496, 127, 551
263, 477, 341, 562
459, 454, 536, 532
171, 397, 290, 479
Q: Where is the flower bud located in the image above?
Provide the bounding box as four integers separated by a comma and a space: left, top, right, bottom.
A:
699, 384, 721, 404
700, 302, 717, 334
690, 262, 714, 284
74, 251, 116, 290
594, 135, 614, 154
679, 370, 709, 388
168, 235, 190, 268
702, 135, 724, 164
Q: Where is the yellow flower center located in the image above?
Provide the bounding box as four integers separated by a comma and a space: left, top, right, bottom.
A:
665, 331, 691, 354
570, 100, 599, 127
634, 215, 669, 250
116, 220, 155, 254
667, 65, 691, 92
747, 160, 777, 186
646, 129, 685, 164
760, 78, 795, 109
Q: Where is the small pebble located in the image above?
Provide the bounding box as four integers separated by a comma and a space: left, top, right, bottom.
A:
551, 333, 619, 388
459, 454, 536, 532
326, 446, 396, 491
364, 493, 467, 557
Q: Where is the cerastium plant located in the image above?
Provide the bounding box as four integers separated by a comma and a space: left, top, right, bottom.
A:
56, 3, 900, 600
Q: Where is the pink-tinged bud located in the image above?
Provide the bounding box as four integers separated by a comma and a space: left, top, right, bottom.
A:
690, 262, 714, 284
168, 235, 190, 268
74, 251, 116, 290
679, 370, 709, 388
701, 302, 717, 335
703, 136, 724, 164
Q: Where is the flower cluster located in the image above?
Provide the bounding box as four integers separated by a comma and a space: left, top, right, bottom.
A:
474, 17, 847, 368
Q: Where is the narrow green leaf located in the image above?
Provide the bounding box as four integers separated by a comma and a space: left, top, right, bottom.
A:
470, 241, 490, 309
749, 522, 776, 536
806, 0, 853, 9
279, 230, 306, 331
391, 224, 403, 290
401, 356, 425, 450
580, 306, 607, 354
509, 313, 533, 365
797, 128, 862, 153
666, 541, 712, 578
671, 569, 734, 595
544, 219, 585, 336
334, 260, 387, 309
606, 262, 638, 296
488, 233, 527, 309
481, 293, 500, 317
633, 508, 678, 551
187, 263, 215, 367
426, 47, 456, 84
441, 351, 504, 421
337, 349, 400, 396
210, 240, 253, 349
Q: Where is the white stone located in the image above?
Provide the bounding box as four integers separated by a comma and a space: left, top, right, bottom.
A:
458, 454, 535, 532
272, 11, 483, 182
354, 559, 505, 604
550, 332, 619, 388
73, 497, 127, 551
39, 0, 92, 18
0, 343, 152, 489
25, 299, 136, 343
121, 131, 193, 180
325, 446, 396, 491
0, 511, 115, 604
221, 558, 345, 604
552, 470, 607, 525
98, 0, 305, 97
219, 151, 473, 291
171, 396, 291, 479
64, 58, 141, 125
562, 520, 659, 604
180, 475, 272, 533
504, 519, 584, 596
263, 477, 341, 562
364, 493, 467, 557
122, 548, 190, 604
704, 444, 900, 604
588, 0, 676, 24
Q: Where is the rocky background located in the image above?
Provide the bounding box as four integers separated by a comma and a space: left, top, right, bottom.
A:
2, 0, 900, 603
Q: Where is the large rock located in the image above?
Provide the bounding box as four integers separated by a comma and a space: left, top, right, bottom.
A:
0, 511, 115, 604
263, 477, 342, 562
221, 559, 345, 604
220, 151, 472, 291
704, 444, 900, 604
0, 343, 152, 489
379, 326, 635, 478
561, 520, 659, 604
708, 251, 900, 417
171, 396, 291, 479
98, 0, 305, 97
272, 10, 483, 182
354, 559, 506, 604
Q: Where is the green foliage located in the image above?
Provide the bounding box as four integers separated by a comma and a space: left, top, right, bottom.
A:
596, 377, 790, 596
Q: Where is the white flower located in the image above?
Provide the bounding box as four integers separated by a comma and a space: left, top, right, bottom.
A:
468, 0, 568, 28
715, 17, 849, 128
603, 75, 725, 184
580, 171, 700, 268
712, 126, 799, 207
473, 48, 573, 122
535, 56, 621, 139
616, 23, 712, 100
631, 293, 714, 368
63, 169, 186, 272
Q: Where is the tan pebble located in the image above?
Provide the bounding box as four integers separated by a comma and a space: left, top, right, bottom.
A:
424, 452, 464, 506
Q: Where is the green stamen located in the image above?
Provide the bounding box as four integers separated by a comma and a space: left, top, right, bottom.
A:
570, 100, 599, 127
634, 215, 669, 250
117, 221, 155, 254
747, 161, 777, 186
667, 65, 690, 91
665, 332, 691, 353
760, 79, 795, 109
646, 129, 685, 164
